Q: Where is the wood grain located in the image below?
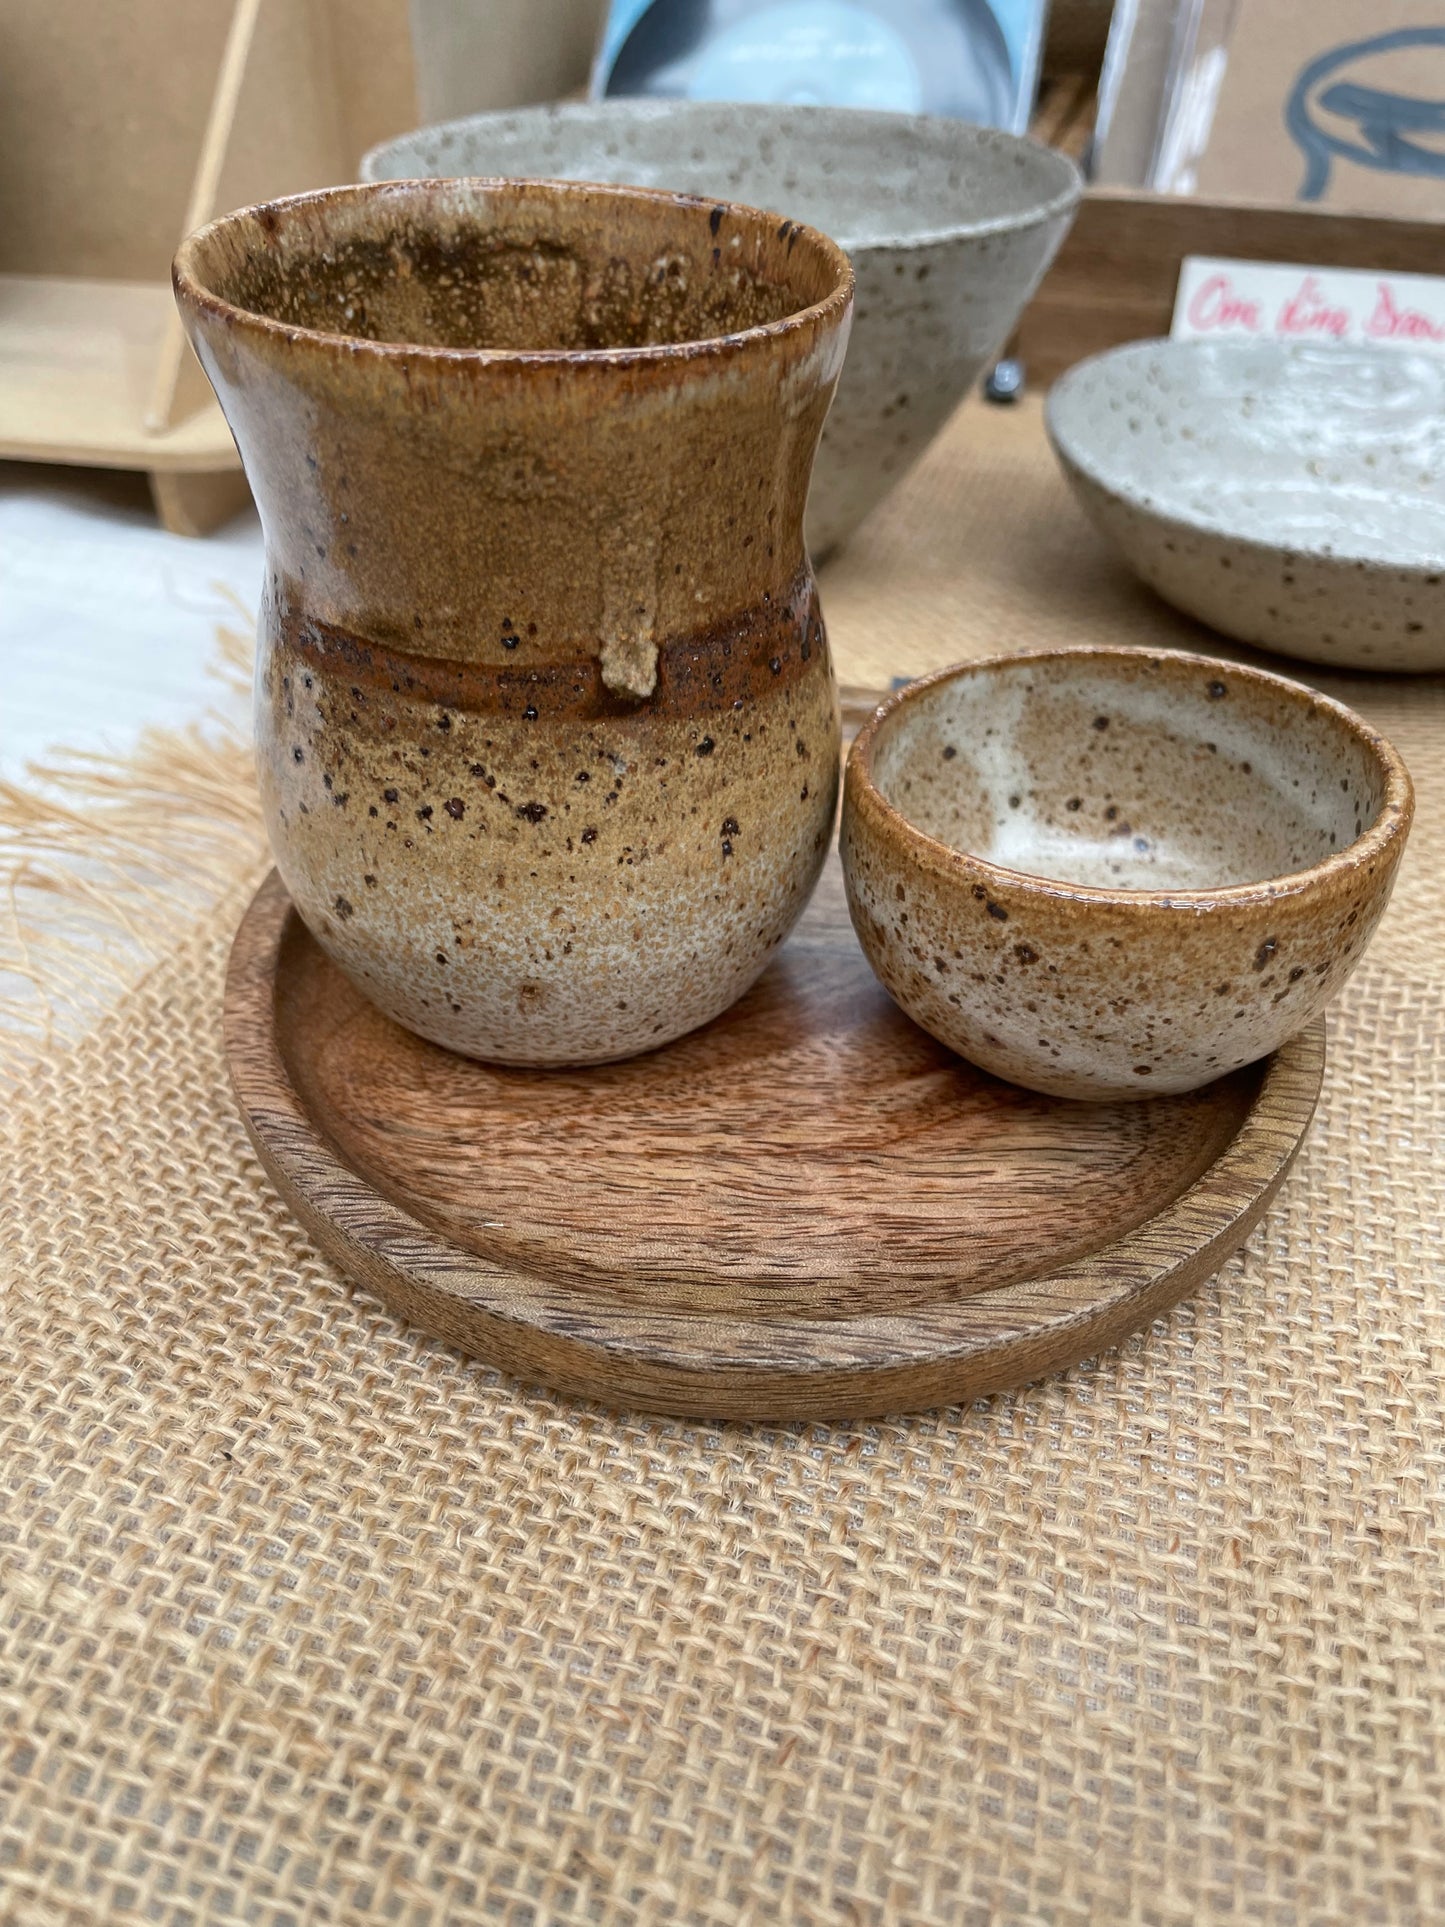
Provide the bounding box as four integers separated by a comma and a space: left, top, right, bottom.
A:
224, 852, 1325, 1419
1042, 0, 1113, 86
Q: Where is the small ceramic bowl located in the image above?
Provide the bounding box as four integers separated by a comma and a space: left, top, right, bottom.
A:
840, 647, 1412, 1099
1047, 338, 1445, 673
364, 100, 1080, 558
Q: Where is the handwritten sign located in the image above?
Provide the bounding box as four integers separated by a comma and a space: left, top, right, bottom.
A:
1172, 255, 1445, 352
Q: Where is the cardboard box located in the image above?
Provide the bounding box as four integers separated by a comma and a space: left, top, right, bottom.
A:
1195, 2, 1445, 217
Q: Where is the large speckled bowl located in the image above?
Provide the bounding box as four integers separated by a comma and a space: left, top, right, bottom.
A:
1048, 338, 1445, 673
364, 101, 1081, 557
175, 178, 852, 1067
841, 647, 1412, 1099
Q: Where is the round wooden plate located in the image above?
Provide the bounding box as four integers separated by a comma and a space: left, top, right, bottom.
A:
224, 853, 1324, 1420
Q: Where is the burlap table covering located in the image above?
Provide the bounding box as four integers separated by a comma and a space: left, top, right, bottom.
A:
3, 401, 1443, 1924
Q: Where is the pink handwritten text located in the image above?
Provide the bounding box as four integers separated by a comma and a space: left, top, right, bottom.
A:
1276, 276, 1350, 339
1176, 257, 1445, 359
1365, 281, 1445, 344
1185, 272, 1263, 334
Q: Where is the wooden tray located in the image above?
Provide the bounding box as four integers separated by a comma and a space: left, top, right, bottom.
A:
224, 854, 1324, 1420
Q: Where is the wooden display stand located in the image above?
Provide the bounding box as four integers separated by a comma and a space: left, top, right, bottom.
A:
0, 0, 417, 534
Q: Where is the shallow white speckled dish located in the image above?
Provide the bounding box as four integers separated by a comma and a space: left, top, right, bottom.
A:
365, 101, 1080, 558
1047, 339, 1445, 673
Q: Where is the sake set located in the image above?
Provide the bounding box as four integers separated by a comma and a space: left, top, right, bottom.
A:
173, 104, 1415, 1415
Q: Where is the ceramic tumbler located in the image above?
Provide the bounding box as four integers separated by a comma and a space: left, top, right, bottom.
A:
174, 179, 853, 1064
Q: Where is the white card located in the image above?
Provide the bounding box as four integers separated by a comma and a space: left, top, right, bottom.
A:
1172, 254, 1445, 352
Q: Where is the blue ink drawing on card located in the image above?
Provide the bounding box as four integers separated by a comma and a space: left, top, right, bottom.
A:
1286, 26, 1445, 202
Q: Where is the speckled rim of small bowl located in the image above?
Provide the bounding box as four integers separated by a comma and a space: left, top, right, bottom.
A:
172, 175, 854, 369
848, 645, 1414, 912
1045, 336, 1445, 574
361, 102, 1084, 254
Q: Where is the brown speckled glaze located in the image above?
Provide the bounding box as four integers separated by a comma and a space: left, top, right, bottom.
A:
364, 103, 1081, 557
174, 179, 852, 1064
841, 647, 1413, 1100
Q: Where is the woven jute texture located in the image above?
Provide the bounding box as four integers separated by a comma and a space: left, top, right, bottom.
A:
3, 401, 1444, 1925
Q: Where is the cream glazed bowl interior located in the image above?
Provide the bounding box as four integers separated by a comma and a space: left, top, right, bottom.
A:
1046, 338, 1445, 673
840, 647, 1413, 1099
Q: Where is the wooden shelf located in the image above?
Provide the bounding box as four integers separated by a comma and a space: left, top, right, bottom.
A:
0, 276, 238, 472
0, 0, 418, 534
